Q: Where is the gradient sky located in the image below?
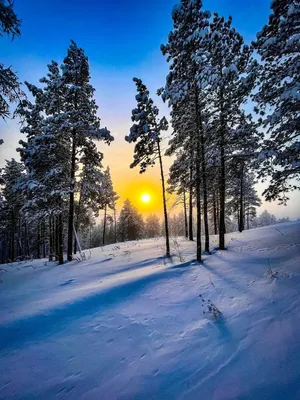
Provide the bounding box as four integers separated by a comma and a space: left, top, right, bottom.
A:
0, 0, 299, 219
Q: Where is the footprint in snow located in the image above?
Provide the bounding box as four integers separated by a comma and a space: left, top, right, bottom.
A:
59, 279, 75, 286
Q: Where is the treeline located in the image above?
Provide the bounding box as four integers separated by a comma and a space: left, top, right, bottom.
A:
89, 206, 290, 250
90, 199, 161, 247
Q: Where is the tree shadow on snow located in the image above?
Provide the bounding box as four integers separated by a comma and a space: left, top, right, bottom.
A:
0, 263, 189, 350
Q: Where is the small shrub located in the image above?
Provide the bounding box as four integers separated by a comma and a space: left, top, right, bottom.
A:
199, 294, 222, 319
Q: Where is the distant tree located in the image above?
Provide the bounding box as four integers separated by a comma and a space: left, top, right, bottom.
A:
167, 151, 190, 239
168, 212, 186, 237
254, 0, 300, 203
101, 167, 118, 246
257, 210, 277, 227
277, 217, 290, 223
145, 214, 161, 238
74, 144, 109, 253
118, 199, 144, 241
0, 159, 24, 262
126, 78, 170, 256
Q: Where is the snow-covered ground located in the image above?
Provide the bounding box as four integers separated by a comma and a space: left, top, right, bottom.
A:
0, 221, 300, 399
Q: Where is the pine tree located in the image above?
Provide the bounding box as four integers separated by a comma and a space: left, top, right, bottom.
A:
207, 14, 257, 249
41, 41, 113, 261
126, 78, 170, 256
0, 159, 24, 262
225, 112, 262, 232
0, 0, 23, 133
145, 214, 161, 238
17, 67, 70, 264
254, 0, 300, 203
101, 167, 118, 246
161, 0, 211, 260
118, 199, 144, 241
167, 152, 190, 239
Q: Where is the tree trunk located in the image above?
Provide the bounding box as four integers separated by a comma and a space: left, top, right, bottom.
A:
55, 216, 59, 261
157, 140, 170, 257
58, 213, 64, 265
10, 209, 15, 261
24, 220, 30, 258
199, 113, 209, 253
49, 216, 53, 261
17, 217, 22, 258
37, 221, 41, 259
238, 161, 245, 233
213, 193, 218, 235
114, 207, 117, 243
219, 87, 226, 250
74, 232, 77, 254
189, 163, 194, 241
42, 220, 46, 258
247, 204, 250, 230
183, 190, 188, 238
194, 87, 202, 262
67, 133, 76, 261
103, 205, 107, 246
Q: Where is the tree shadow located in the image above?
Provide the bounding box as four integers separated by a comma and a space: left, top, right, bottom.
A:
0, 263, 189, 350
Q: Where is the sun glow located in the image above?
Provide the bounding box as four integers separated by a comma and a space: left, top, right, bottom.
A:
141, 193, 151, 203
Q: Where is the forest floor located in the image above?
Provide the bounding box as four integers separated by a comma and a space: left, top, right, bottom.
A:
0, 221, 300, 399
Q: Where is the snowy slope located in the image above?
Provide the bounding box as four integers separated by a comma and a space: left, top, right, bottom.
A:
0, 222, 300, 399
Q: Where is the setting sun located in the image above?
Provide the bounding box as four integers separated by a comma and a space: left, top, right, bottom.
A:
141, 193, 151, 203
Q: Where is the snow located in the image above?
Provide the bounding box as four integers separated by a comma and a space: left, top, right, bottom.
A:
1, 222, 300, 399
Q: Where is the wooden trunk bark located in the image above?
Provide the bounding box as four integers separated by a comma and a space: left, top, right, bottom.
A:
189, 164, 194, 241
183, 190, 188, 238
157, 140, 170, 257
67, 133, 76, 261
238, 162, 245, 233
103, 205, 107, 246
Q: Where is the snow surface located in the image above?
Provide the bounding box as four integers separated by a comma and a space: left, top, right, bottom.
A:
1, 222, 300, 399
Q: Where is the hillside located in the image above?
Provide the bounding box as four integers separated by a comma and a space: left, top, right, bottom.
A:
0, 222, 300, 399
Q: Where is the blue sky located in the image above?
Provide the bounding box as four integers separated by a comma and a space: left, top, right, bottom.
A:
1, 0, 299, 218
1, 0, 273, 126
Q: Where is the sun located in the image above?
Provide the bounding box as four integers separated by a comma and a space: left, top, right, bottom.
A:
141, 193, 151, 203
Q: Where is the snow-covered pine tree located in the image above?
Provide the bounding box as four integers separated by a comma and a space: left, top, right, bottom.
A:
0, 0, 20, 38
165, 95, 196, 241
118, 199, 144, 241
167, 152, 191, 239
225, 112, 262, 232
57, 41, 113, 261
161, 0, 211, 260
145, 214, 161, 238
101, 167, 118, 246
73, 141, 105, 253
126, 78, 170, 256
254, 0, 300, 203
0, 159, 24, 262
207, 14, 257, 249
0, 0, 23, 134
16, 73, 69, 264
243, 174, 261, 230
227, 167, 261, 232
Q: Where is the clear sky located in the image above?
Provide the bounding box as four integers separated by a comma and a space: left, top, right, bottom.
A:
0, 0, 299, 219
